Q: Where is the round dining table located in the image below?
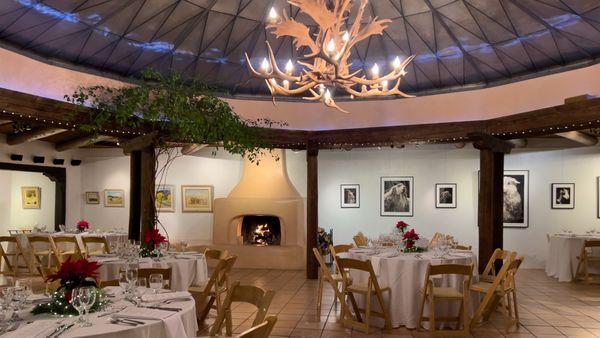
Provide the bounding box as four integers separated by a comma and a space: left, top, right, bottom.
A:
342, 248, 478, 329
92, 254, 208, 291
545, 234, 600, 282
2, 287, 198, 338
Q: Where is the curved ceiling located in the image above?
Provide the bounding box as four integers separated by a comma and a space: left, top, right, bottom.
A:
0, 0, 600, 98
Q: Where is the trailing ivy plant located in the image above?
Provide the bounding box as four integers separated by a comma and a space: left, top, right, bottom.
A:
65, 69, 283, 163
65, 69, 286, 240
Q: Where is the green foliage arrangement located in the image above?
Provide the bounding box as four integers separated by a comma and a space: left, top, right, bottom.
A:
32, 288, 110, 316
64, 69, 285, 163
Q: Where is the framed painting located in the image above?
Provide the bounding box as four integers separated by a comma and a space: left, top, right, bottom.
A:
380, 176, 414, 217
340, 184, 360, 208
104, 189, 125, 207
551, 183, 574, 209
503, 170, 529, 228
435, 183, 457, 208
156, 185, 175, 212
21, 186, 41, 209
182, 185, 213, 212
85, 191, 100, 204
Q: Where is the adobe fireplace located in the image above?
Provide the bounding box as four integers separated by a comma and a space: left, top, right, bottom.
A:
241, 216, 281, 246
212, 149, 305, 269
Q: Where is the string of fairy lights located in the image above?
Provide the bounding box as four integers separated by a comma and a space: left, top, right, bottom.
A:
2, 108, 600, 150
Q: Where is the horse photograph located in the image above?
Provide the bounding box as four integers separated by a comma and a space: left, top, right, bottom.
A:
381, 177, 414, 216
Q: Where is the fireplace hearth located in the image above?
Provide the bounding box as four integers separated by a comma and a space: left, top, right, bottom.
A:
242, 215, 281, 246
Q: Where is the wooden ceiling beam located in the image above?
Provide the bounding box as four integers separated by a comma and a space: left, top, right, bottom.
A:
55, 135, 113, 152
469, 132, 514, 154
6, 127, 67, 145
508, 139, 528, 148
181, 143, 208, 155
555, 131, 598, 146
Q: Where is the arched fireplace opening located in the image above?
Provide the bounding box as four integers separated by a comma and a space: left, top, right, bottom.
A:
241, 215, 281, 246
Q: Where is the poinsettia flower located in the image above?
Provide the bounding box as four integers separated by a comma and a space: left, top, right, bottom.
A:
396, 221, 409, 230
402, 229, 419, 241
47, 257, 101, 285
144, 227, 167, 245
76, 220, 89, 230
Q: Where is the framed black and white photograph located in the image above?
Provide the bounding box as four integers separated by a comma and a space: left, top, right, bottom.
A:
503, 170, 529, 228
435, 183, 456, 208
340, 184, 360, 208
552, 183, 574, 209
380, 176, 414, 217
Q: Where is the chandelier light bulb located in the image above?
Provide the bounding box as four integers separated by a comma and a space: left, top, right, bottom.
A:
283, 79, 289, 87
393, 56, 401, 69
371, 63, 380, 78
382, 80, 388, 90
342, 31, 350, 42
326, 39, 336, 54
268, 7, 278, 21
261, 58, 270, 73
285, 59, 294, 74
324, 89, 332, 101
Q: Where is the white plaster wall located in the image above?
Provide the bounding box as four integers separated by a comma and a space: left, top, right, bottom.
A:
0, 170, 11, 231
0, 135, 82, 229
316, 145, 600, 268
6, 170, 56, 229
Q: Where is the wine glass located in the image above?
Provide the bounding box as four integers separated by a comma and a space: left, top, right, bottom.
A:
126, 266, 138, 293
71, 287, 96, 327
180, 240, 188, 252
149, 274, 163, 294
118, 271, 129, 293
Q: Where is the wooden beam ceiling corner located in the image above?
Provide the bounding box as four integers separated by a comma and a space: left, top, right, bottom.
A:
121, 132, 158, 155
181, 143, 208, 155
556, 131, 598, 146
508, 139, 528, 148
468, 132, 514, 154
55, 135, 112, 152
6, 127, 66, 145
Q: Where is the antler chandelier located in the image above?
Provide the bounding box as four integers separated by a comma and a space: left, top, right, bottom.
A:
245, 0, 415, 113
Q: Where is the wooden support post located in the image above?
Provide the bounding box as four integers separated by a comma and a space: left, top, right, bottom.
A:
470, 133, 513, 273
306, 144, 319, 279
129, 151, 142, 241
140, 146, 156, 236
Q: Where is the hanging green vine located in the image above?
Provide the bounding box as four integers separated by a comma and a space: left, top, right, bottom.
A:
64, 69, 285, 163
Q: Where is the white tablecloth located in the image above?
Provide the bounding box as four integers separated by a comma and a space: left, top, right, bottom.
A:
94, 256, 208, 291
343, 248, 478, 329
4, 288, 197, 338
545, 234, 600, 282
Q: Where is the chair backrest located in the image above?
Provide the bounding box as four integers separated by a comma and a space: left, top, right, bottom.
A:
99, 279, 120, 288
329, 244, 347, 274
28, 235, 56, 254
585, 240, 600, 249
332, 244, 353, 254
424, 263, 473, 293
204, 248, 229, 260
336, 257, 385, 294
217, 255, 238, 288
313, 248, 337, 283
210, 281, 275, 335
454, 244, 472, 250
353, 232, 368, 247
82, 236, 110, 256
237, 315, 278, 338
481, 248, 513, 281
52, 235, 83, 260
0, 236, 21, 253
138, 268, 173, 289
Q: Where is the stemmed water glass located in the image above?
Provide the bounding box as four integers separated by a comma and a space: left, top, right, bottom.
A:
118, 271, 129, 294
125, 266, 138, 295
71, 287, 97, 327
149, 274, 163, 294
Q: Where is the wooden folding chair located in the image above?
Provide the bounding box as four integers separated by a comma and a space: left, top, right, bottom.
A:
138, 267, 173, 290
189, 255, 237, 325
470, 251, 518, 331
575, 240, 600, 284
99, 279, 120, 288
313, 248, 345, 317
454, 244, 472, 250
417, 263, 474, 336
81, 236, 110, 257
480, 248, 513, 283
210, 280, 275, 336
0, 236, 33, 276
336, 257, 391, 334
353, 232, 368, 247
236, 315, 278, 338
204, 248, 229, 260
52, 236, 83, 263
27, 236, 58, 274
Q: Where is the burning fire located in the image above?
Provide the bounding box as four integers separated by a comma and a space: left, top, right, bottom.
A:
253, 224, 271, 246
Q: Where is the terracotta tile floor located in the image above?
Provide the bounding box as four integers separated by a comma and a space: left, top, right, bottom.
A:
199, 269, 600, 338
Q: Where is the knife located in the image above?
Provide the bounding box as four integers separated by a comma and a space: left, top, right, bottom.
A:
51, 323, 74, 338
141, 305, 181, 312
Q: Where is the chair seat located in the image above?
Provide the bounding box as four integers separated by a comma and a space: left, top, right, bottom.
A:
471, 281, 512, 294
348, 283, 390, 294
34, 250, 53, 256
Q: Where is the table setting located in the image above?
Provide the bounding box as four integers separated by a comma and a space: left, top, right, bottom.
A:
341, 222, 478, 329
0, 253, 198, 338
545, 230, 600, 282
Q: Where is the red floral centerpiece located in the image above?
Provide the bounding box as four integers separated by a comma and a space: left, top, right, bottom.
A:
395, 220, 409, 235
76, 219, 90, 232
33, 258, 107, 315
140, 227, 168, 257
402, 229, 421, 253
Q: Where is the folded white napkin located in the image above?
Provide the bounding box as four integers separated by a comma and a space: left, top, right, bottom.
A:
174, 254, 198, 260
141, 291, 190, 303
96, 257, 123, 263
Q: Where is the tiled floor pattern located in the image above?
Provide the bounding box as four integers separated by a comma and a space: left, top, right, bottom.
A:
198, 269, 600, 338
